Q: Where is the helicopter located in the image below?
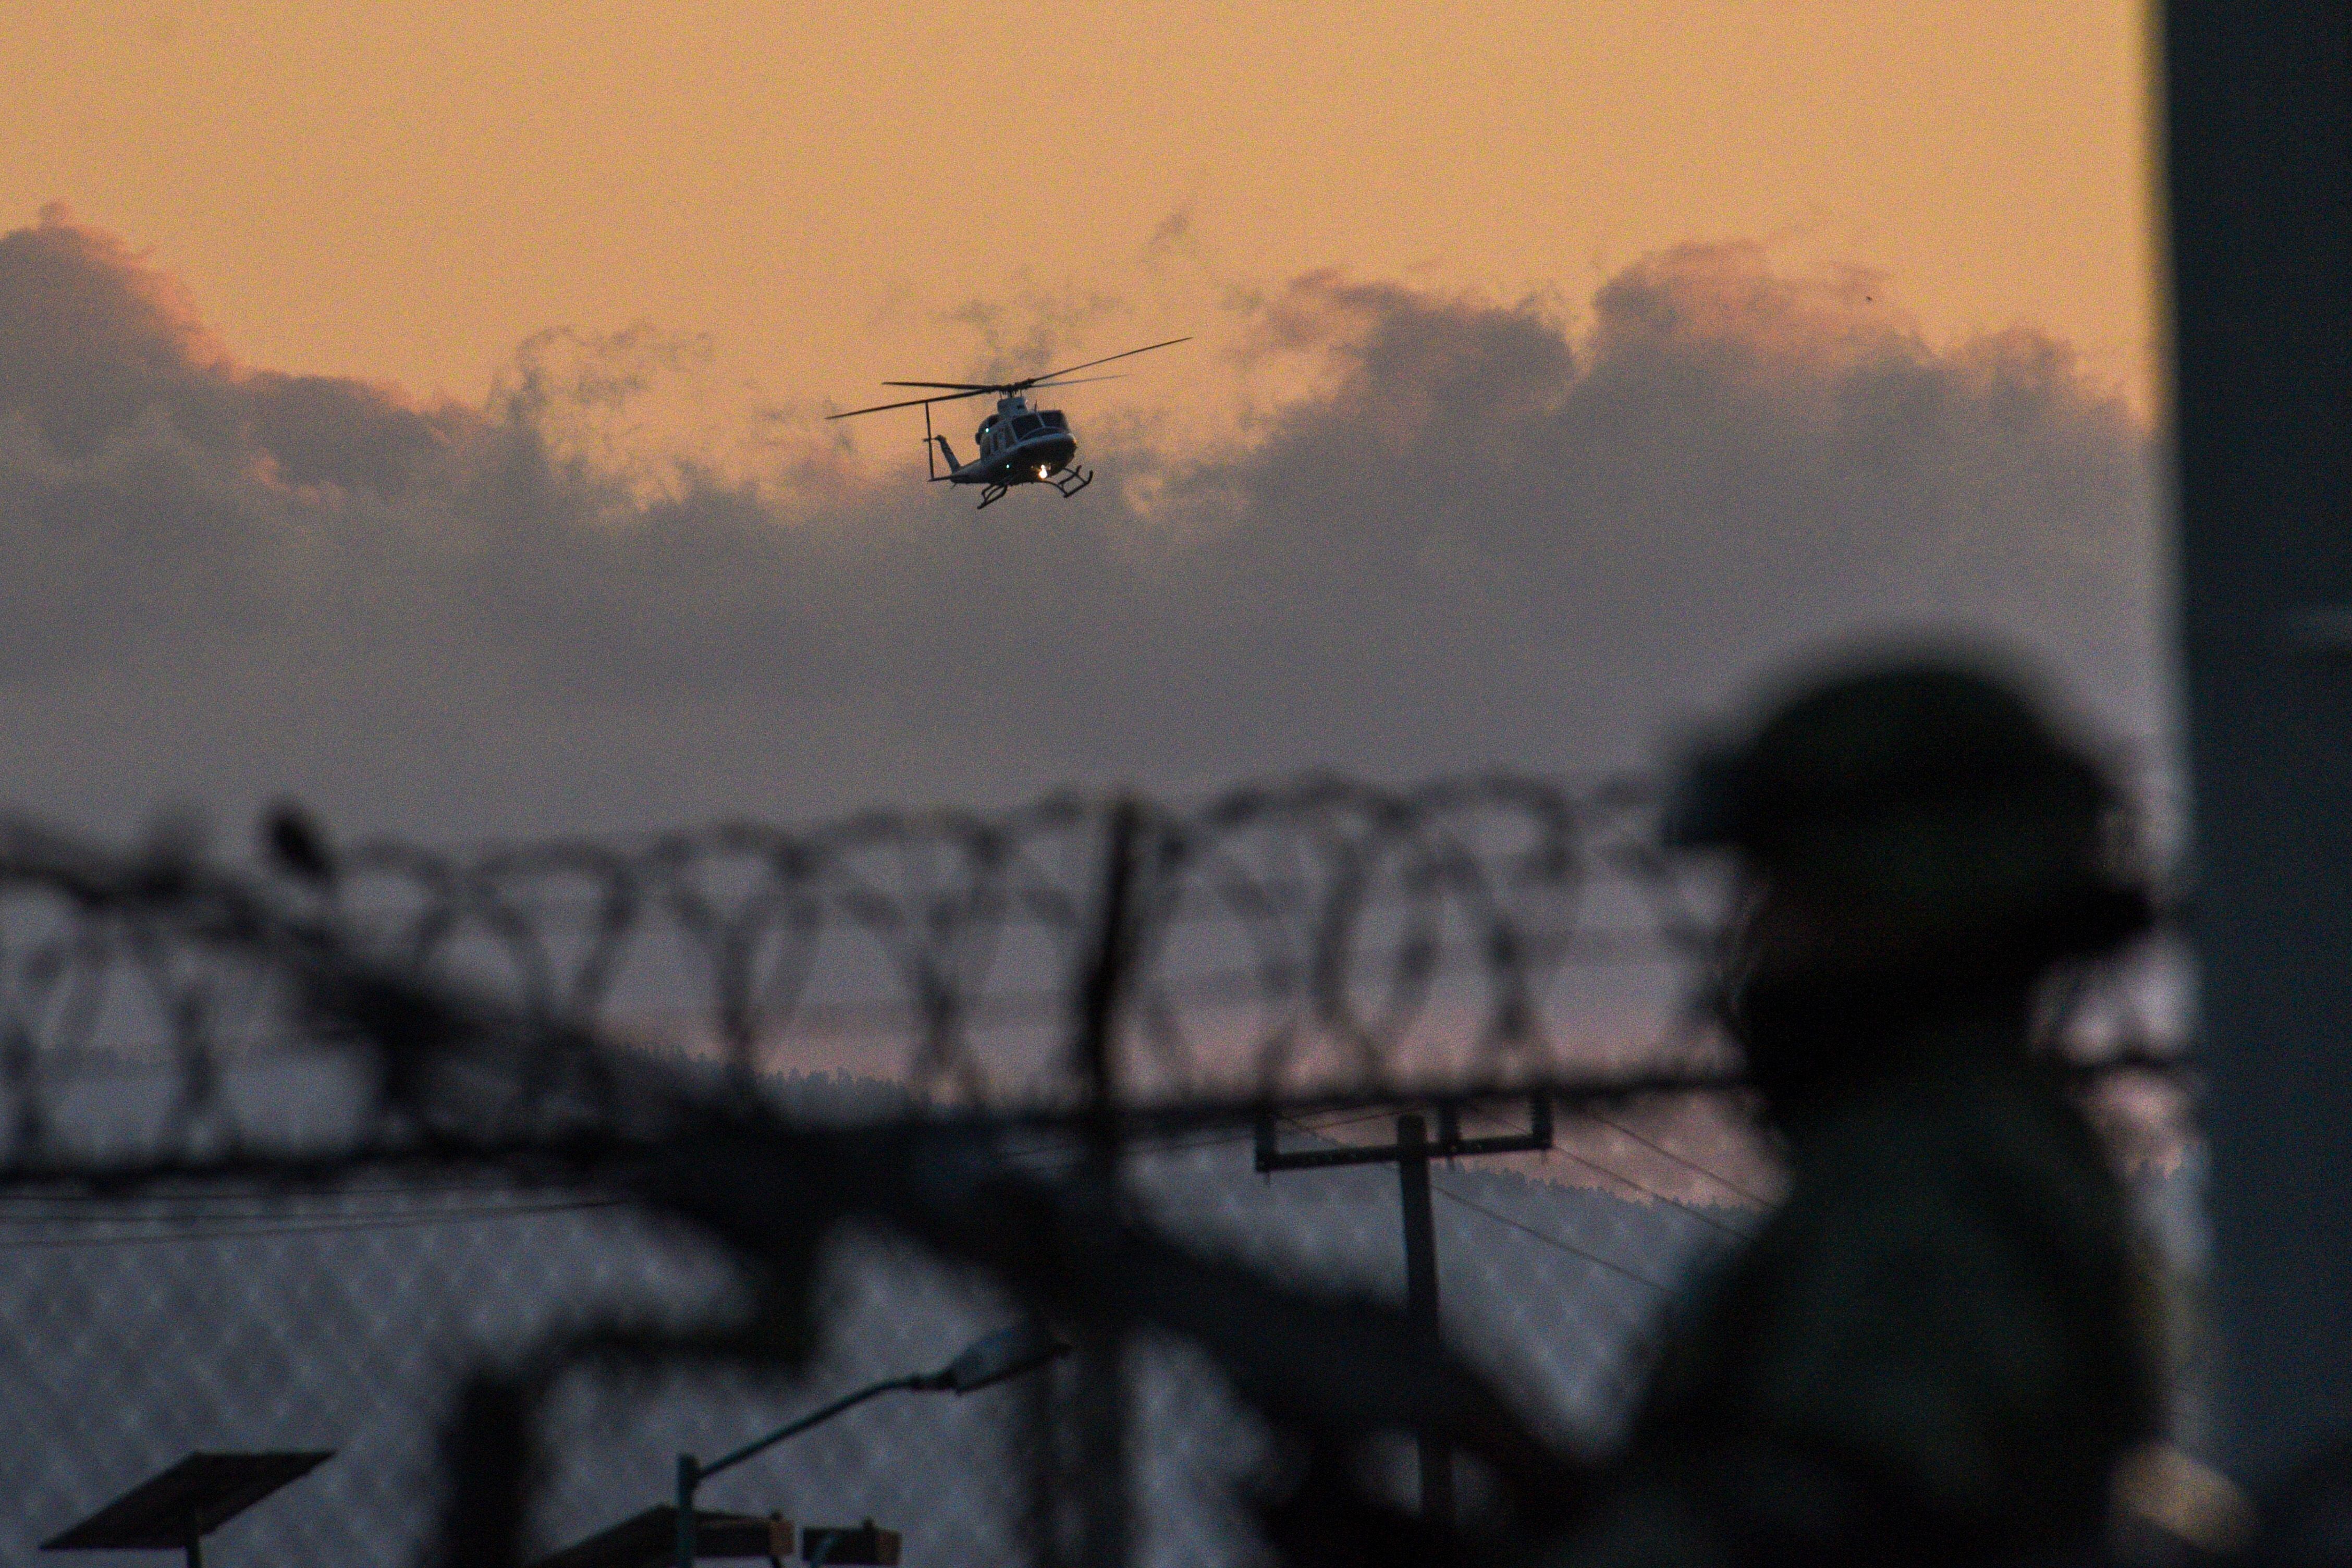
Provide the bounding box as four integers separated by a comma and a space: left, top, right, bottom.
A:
827, 336, 1189, 509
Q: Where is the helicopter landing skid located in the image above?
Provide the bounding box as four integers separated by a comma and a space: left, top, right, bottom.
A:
976, 483, 1009, 509
1049, 464, 1094, 498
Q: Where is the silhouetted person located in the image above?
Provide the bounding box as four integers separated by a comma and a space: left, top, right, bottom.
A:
1545, 655, 2166, 1567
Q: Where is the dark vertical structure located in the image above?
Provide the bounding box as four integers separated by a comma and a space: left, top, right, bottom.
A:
2167, 2, 2352, 1483
1393, 1114, 1450, 1524
1071, 800, 1143, 1568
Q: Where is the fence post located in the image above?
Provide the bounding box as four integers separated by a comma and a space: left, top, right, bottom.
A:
1394, 1113, 1454, 1525
1072, 797, 1143, 1568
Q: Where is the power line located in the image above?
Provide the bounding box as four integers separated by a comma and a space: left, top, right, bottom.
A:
1583, 1108, 1771, 1207
1267, 1109, 1686, 1287
997, 1106, 1397, 1169
1426, 1178, 1672, 1294
1540, 1144, 1755, 1241
1275, 1106, 1751, 1244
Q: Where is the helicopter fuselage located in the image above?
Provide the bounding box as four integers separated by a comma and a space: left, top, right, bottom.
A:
926, 393, 1090, 507
944, 395, 1078, 486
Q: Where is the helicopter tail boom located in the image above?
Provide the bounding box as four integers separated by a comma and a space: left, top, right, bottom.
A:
923, 401, 961, 482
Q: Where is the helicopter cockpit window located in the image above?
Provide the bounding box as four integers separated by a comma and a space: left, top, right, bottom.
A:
1039, 411, 1068, 430
1012, 414, 1044, 438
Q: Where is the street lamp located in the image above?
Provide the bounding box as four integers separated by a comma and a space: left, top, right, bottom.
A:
673, 1321, 1067, 1568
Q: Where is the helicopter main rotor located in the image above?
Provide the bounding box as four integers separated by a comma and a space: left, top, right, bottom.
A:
825, 336, 1191, 421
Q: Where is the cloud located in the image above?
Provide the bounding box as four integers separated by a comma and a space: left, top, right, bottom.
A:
940, 273, 1131, 387
0, 205, 468, 484
0, 212, 2161, 842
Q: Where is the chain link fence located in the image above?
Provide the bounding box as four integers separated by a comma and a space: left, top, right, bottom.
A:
0, 777, 2189, 1566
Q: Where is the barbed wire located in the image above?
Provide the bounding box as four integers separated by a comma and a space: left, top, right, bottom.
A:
0, 772, 2189, 1184
0, 776, 1696, 1172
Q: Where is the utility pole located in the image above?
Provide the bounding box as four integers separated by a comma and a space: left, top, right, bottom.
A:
1254, 1096, 1554, 1525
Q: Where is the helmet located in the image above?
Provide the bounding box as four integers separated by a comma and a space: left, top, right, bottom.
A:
1664, 655, 2153, 971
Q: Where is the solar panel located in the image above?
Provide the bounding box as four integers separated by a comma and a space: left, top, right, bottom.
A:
42, 1451, 334, 1557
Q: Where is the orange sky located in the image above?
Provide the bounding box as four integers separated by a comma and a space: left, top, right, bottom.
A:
6, 2, 2160, 444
